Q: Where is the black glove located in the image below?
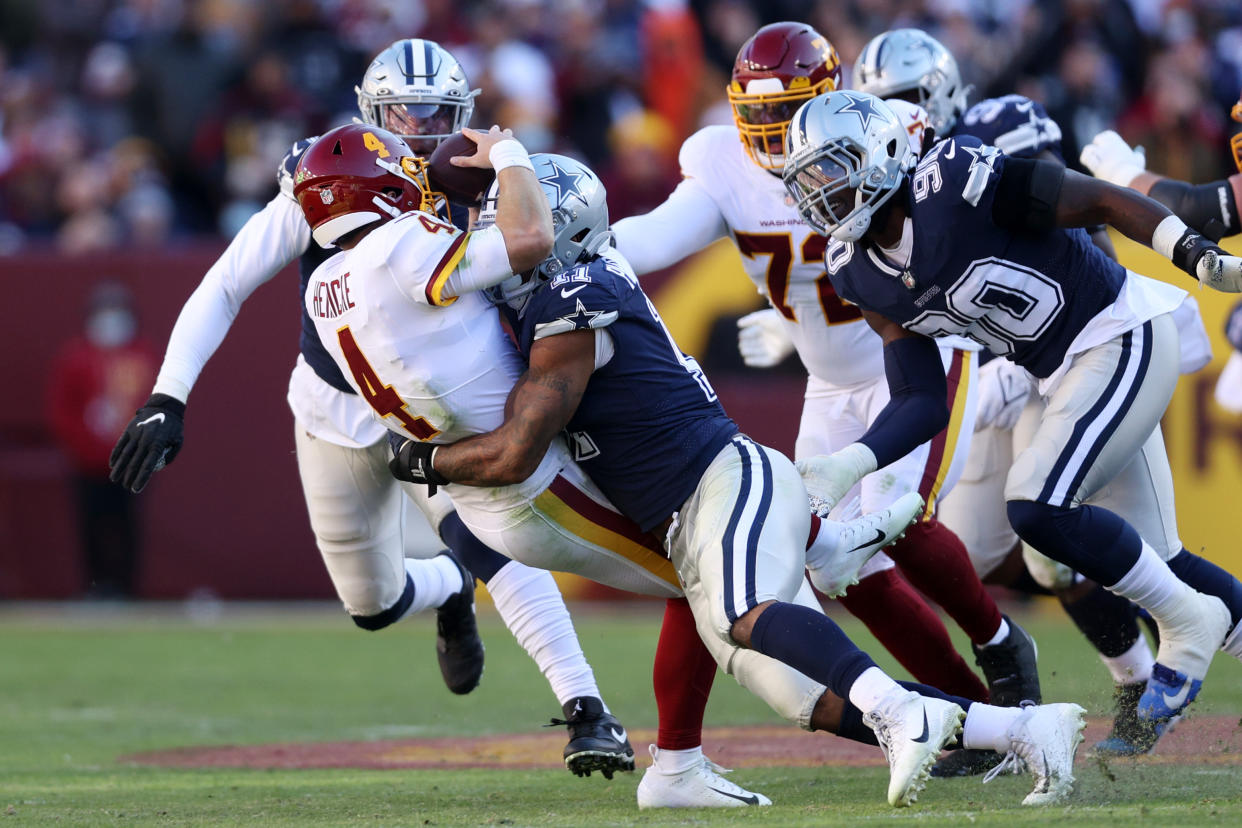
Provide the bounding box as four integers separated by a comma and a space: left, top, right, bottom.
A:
1170, 227, 1224, 278
388, 433, 450, 492
109, 393, 186, 493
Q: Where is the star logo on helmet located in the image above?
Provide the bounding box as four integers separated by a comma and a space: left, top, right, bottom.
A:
319, 189, 335, 205
836, 92, 891, 132
560, 299, 602, 330
539, 160, 590, 208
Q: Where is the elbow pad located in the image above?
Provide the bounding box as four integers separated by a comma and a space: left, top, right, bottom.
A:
992, 157, 1065, 234
1148, 178, 1237, 242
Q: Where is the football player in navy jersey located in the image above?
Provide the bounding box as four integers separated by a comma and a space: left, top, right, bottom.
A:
399, 152, 1093, 808
852, 27, 1217, 762
107, 39, 639, 778
782, 90, 1242, 750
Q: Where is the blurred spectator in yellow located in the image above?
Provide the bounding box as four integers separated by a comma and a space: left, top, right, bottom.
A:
46, 283, 157, 598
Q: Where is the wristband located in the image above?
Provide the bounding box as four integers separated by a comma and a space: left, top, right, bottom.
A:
1151, 215, 1189, 261
489, 139, 534, 173
838, 442, 879, 480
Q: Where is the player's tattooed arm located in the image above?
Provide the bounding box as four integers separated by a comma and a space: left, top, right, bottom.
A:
430, 330, 595, 486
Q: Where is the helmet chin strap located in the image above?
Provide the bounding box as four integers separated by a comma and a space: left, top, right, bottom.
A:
371, 196, 402, 218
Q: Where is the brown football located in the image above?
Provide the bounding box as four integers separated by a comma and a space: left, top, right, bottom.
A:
426, 132, 496, 206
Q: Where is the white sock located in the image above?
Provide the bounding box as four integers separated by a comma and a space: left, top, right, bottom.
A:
847, 666, 905, 715
804, 516, 844, 570
981, 617, 1010, 648
401, 555, 464, 615
653, 745, 703, 774
1100, 632, 1154, 684
1108, 541, 1198, 626
486, 560, 603, 707
962, 703, 1023, 752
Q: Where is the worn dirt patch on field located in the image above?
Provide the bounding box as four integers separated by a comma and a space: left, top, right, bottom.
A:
123, 716, 1242, 771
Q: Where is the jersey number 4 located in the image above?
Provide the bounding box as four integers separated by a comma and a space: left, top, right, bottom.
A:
734, 232, 861, 325
336, 326, 440, 440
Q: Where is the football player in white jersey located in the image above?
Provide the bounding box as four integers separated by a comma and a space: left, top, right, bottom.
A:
853, 27, 1217, 761
611, 22, 1040, 712
107, 39, 636, 778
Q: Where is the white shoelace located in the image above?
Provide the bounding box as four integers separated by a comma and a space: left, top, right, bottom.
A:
981, 750, 1026, 784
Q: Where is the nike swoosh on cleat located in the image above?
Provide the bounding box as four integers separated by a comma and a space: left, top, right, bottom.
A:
848, 529, 887, 553
137, 413, 166, 427
911, 708, 930, 743
708, 787, 760, 805
561, 285, 589, 298
609, 726, 627, 743
1162, 681, 1192, 711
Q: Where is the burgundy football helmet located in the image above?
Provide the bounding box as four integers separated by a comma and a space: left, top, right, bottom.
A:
728, 22, 843, 171
293, 123, 436, 247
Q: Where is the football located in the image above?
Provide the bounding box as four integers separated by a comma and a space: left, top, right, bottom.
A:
426, 132, 495, 207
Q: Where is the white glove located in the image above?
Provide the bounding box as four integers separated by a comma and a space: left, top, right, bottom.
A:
1079, 130, 1146, 188
795, 443, 877, 517
737, 308, 795, 367
1196, 250, 1242, 293
973, 358, 1035, 432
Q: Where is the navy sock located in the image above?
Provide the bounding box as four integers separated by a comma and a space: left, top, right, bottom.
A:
836, 680, 974, 749
351, 574, 415, 631
438, 511, 509, 583
1006, 500, 1142, 586
749, 602, 876, 700
1168, 549, 1242, 627
1059, 583, 1141, 658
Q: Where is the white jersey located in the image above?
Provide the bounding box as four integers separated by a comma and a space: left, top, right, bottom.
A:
306, 210, 561, 511
613, 125, 884, 388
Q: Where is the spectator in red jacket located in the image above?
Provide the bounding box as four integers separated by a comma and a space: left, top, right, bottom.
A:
47, 283, 156, 598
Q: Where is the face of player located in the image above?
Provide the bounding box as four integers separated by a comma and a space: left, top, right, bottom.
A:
735, 98, 804, 155
792, 156, 857, 230
380, 103, 456, 155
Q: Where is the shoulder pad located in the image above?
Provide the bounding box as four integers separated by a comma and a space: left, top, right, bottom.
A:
959, 95, 1061, 159
678, 125, 739, 181
531, 258, 624, 339
917, 135, 1003, 208
277, 136, 319, 201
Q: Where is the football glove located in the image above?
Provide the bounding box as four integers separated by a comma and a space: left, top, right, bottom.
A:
1079, 130, 1146, 188
973, 358, 1034, 432
1195, 248, 1242, 293
388, 433, 450, 492
108, 393, 186, 493
795, 443, 877, 518
737, 308, 795, 368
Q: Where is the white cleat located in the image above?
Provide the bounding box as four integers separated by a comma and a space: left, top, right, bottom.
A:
983, 703, 1086, 806
865, 690, 965, 808
1154, 590, 1230, 688
806, 491, 924, 598
636, 745, 772, 809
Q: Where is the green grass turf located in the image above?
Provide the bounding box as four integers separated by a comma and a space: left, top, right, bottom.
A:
2, 599, 1241, 825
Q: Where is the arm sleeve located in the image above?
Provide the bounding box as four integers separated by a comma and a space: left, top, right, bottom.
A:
856, 336, 950, 468
152, 195, 311, 401
1147, 176, 1241, 242
611, 177, 729, 275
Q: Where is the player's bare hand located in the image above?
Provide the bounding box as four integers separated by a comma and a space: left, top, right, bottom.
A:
453, 126, 516, 169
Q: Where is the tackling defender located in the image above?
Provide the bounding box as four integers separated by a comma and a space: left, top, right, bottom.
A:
107, 39, 634, 778
782, 90, 1242, 744
610, 22, 1038, 711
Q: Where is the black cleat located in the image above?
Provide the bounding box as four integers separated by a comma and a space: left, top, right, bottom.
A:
973, 615, 1041, 708
434, 550, 484, 695
930, 747, 1004, 778
546, 696, 635, 779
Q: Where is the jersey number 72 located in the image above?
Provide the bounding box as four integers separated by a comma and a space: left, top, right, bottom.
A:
734, 231, 862, 325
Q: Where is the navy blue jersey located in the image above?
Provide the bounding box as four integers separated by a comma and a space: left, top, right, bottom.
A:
953, 94, 1064, 161
282, 135, 472, 394
826, 135, 1125, 378
509, 254, 738, 531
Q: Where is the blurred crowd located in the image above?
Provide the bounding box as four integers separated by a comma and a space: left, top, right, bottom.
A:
1, 0, 1241, 253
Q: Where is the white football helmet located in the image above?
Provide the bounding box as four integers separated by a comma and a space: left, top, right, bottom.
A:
783, 91, 913, 242
853, 28, 970, 135
356, 39, 479, 155
480, 153, 612, 306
